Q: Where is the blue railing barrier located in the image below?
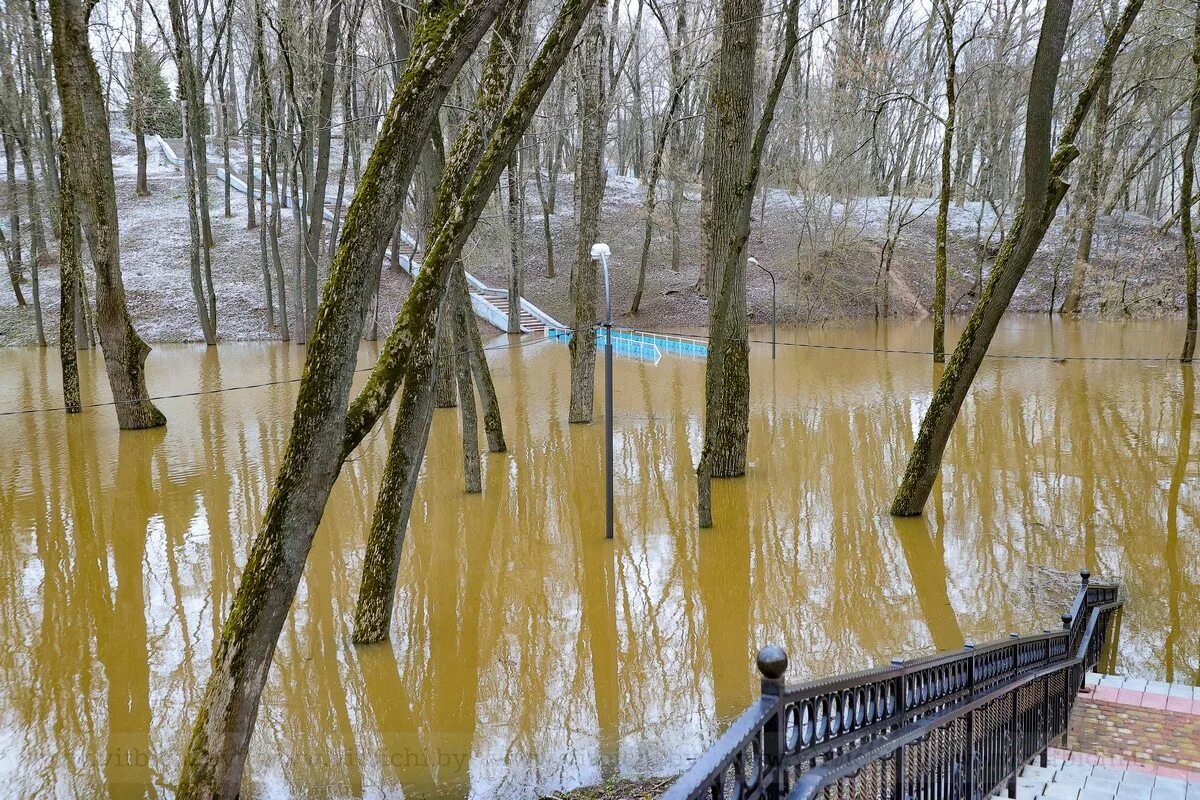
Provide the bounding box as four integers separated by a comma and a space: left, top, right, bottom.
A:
547, 327, 709, 361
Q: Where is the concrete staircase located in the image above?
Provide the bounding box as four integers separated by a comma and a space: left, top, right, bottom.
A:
991, 754, 1200, 799
475, 287, 545, 333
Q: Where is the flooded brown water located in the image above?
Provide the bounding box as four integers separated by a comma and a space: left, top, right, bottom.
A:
0, 317, 1195, 799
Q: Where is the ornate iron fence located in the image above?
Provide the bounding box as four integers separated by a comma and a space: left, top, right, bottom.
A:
662, 570, 1121, 800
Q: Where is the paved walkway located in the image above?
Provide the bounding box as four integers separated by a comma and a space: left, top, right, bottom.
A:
996, 751, 1200, 799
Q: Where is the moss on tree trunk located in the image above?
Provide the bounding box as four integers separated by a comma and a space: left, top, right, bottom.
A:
173, 5, 504, 796
350, 0, 596, 644
57, 138, 81, 414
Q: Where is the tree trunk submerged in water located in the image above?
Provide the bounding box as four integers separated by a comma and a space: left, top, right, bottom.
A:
351, 304, 447, 643
49, 0, 165, 430
346, 0, 593, 644
696, 0, 798, 526
173, 6, 503, 797
890, 0, 1143, 516
568, 5, 605, 424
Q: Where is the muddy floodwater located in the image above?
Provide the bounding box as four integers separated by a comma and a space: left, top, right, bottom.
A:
0, 317, 1195, 799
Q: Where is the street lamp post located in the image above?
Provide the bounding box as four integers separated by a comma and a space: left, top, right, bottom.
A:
591, 242, 614, 540
749, 257, 776, 359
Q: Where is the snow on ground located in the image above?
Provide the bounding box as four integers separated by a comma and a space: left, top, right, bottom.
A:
0, 131, 412, 346
0, 133, 1189, 346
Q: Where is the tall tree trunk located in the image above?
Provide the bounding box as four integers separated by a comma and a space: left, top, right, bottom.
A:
890, 0, 1142, 516
304, 0, 344, 339
697, 0, 797, 525
1182, 0, 1200, 364
568, 5, 605, 424
1061, 50, 1114, 315
17, 132, 47, 346
132, 0, 150, 196
182, 100, 218, 344
58, 138, 81, 413
173, 7, 501, 797
3, 131, 25, 306
506, 151, 526, 333
169, 0, 218, 343
696, 0, 763, 523
26, 0, 61, 232
933, 0, 956, 363
49, 0, 165, 430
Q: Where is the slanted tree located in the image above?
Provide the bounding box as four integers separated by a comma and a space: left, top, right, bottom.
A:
890, 0, 1144, 516
350, 0, 602, 646
49, 0, 166, 430
303, 0, 344, 339
175, 5, 503, 796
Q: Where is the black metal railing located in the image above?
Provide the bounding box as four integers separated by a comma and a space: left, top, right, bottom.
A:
662, 570, 1121, 800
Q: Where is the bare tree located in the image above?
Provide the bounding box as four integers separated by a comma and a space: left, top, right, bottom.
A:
891, 0, 1144, 516
49, 0, 166, 429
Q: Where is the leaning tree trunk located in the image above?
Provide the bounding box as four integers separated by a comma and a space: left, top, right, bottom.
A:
1182, 0, 1200, 364
457, 258, 507, 452
890, 0, 1143, 516
350, 0, 549, 646
631, 82, 684, 314
58, 138, 81, 413
174, 6, 502, 797
48, 0, 165, 430
351, 303, 448, 643
568, 6, 605, 424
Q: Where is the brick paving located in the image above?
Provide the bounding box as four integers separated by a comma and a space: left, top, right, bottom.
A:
1060, 675, 1200, 780
1067, 697, 1200, 772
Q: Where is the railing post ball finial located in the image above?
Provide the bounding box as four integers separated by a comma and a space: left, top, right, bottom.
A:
757, 646, 788, 680
1062, 613, 1073, 629
1080, 568, 1091, 586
